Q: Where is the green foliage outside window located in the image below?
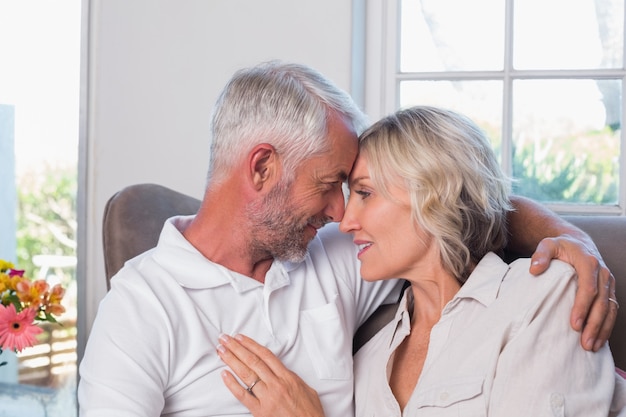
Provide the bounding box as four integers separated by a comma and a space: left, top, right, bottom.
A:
15, 164, 77, 285
511, 127, 619, 205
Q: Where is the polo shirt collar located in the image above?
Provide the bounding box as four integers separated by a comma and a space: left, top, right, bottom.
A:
152, 215, 295, 292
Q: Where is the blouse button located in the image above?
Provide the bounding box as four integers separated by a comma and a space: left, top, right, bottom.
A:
550, 393, 564, 407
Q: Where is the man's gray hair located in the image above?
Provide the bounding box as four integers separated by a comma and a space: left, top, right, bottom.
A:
208, 61, 368, 185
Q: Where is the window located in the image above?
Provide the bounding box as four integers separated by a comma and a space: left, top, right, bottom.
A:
364, 0, 625, 214
0, 1, 81, 415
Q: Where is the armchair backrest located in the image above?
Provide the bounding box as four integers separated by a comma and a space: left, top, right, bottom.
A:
102, 183, 201, 288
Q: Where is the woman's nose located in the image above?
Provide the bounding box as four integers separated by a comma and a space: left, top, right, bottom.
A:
339, 197, 358, 233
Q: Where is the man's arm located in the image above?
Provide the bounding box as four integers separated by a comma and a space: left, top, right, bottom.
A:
78, 281, 167, 417
508, 195, 618, 352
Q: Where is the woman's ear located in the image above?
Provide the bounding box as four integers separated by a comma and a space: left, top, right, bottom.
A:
248, 143, 279, 191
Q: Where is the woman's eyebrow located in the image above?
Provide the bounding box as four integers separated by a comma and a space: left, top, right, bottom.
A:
348, 175, 369, 187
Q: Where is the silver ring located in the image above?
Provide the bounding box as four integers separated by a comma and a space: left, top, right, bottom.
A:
246, 377, 261, 397
608, 297, 620, 310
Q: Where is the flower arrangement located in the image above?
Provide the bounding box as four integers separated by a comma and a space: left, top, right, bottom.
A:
0, 259, 66, 366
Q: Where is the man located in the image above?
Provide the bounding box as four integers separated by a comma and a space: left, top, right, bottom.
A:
78, 61, 617, 417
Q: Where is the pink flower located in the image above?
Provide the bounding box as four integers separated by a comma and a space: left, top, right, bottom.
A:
0, 304, 43, 352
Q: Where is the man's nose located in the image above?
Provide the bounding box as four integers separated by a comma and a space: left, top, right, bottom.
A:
325, 186, 346, 222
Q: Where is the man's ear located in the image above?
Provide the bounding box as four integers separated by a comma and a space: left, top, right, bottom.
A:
248, 143, 279, 191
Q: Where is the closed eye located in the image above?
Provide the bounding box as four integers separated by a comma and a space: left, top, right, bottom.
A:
321, 181, 343, 194
326, 181, 343, 188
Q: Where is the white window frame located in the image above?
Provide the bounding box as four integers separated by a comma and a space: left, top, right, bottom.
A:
363, 0, 626, 215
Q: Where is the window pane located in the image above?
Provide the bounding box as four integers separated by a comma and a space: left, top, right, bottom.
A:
399, 80, 503, 154
512, 79, 620, 204
514, 0, 624, 70
0, 1, 80, 415
400, 0, 505, 72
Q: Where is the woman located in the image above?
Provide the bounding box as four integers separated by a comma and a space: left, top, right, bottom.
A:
218, 106, 625, 416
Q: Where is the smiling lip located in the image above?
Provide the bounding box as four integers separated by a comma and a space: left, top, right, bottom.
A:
306, 223, 320, 235
354, 240, 372, 258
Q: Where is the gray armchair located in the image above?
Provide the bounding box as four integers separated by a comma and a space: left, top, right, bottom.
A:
102, 183, 201, 286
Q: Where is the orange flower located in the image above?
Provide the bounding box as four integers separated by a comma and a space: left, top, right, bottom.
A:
16, 279, 49, 310
0, 272, 22, 293
0, 304, 43, 352
43, 284, 66, 316
0, 273, 8, 293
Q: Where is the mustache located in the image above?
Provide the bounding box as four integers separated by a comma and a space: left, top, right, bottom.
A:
307, 216, 331, 229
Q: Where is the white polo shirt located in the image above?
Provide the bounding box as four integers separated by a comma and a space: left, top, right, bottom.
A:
354, 252, 625, 417
78, 215, 400, 417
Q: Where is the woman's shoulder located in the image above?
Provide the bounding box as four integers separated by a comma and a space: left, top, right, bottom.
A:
497, 257, 577, 311
507, 257, 576, 287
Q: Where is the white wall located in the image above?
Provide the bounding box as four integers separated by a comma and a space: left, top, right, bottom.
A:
80, 0, 361, 348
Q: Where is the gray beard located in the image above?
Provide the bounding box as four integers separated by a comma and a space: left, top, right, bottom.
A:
246, 181, 316, 263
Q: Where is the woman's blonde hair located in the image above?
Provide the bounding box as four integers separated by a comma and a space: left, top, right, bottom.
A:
359, 106, 513, 281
